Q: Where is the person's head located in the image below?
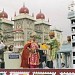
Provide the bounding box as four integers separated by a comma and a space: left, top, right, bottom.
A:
9, 45, 13, 51
30, 32, 37, 41
49, 31, 55, 39
30, 36, 36, 41
61, 63, 65, 67
4, 45, 7, 50
1, 40, 3, 42
67, 36, 71, 43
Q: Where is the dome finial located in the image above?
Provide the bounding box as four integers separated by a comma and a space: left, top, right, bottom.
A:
14, 12, 16, 17
3, 8, 4, 12
72, 0, 75, 5
11, 17, 12, 21
40, 9, 41, 13
23, 2, 25, 7
48, 18, 49, 22
32, 13, 34, 17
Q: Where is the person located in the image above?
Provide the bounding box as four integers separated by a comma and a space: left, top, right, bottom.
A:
0, 40, 5, 68
20, 40, 31, 68
47, 31, 60, 68
38, 45, 47, 68
28, 32, 40, 68
46, 60, 53, 68
21, 31, 40, 68
0, 40, 5, 54
9, 45, 13, 51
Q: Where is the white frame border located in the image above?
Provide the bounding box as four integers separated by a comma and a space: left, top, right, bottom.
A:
33, 72, 56, 75
10, 72, 29, 75
0, 72, 6, 75
60, 72, 75, 75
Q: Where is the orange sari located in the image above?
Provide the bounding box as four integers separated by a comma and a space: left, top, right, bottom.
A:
21, 42, 31, 68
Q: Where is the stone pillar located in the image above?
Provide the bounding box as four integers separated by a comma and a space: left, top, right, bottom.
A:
58, 53, 61, 68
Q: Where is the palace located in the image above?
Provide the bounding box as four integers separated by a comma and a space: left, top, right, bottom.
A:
0, 4, 62, 69
0, 4, 62, 51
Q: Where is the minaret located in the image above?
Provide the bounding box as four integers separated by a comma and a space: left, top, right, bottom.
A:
13, 4, 35, 52
0, 9, 13, 45
68, 0, 75, 68
35, 10, 51, 43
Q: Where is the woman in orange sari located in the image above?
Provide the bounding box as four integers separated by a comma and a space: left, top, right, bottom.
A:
21, 32, 40, 68
20, 40, 31, 68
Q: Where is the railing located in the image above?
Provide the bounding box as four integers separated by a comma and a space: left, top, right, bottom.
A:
0, 69, 75, 75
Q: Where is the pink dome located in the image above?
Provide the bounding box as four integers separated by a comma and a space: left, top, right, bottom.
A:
19, 5, 29, 14
0, 9, 8, 18
36, 10, 45, 19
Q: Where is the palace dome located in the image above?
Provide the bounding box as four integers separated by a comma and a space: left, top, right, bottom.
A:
36, 10, 45, 19
19, 5, 29, 14
0, 9, 8, 18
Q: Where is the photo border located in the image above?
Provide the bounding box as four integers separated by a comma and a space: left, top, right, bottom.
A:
10, 72, 29, 75
60, 72, 75, 75
33, 72, 56, 75
0, 72, 6, 75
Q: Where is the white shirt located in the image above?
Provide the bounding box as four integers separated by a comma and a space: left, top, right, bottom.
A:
42, 61, 46, 68
0, 42, 5, 49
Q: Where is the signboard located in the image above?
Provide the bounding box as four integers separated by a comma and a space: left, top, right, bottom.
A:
9, 53, 19, 59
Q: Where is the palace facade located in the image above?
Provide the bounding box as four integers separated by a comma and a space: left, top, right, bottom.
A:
0, 4, 62, 51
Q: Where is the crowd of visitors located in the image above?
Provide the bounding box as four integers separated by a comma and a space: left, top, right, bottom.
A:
20, 31, 60, 68
0, 31, 61, 69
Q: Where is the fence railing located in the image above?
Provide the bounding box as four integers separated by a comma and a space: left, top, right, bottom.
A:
0, 69, 75, 75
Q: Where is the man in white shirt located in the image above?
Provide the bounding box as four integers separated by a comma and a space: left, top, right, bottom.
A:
0, 40, 5, 54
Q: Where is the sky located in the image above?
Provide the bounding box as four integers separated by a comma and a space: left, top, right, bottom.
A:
0, 0, 72, 41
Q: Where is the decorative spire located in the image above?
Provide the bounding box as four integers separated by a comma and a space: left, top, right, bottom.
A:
40, 9, 41, 13
14, 12, 16, 17
32, 13, 34, 17
48, 18, 49, 22
11, 17, 12, 21
23, 2, 25, 7
2, 9, 4, 18
3, 8, 4, 12
68, 5, 70, 10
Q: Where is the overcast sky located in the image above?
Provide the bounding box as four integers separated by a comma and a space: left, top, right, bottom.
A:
0, 0, 72, 40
